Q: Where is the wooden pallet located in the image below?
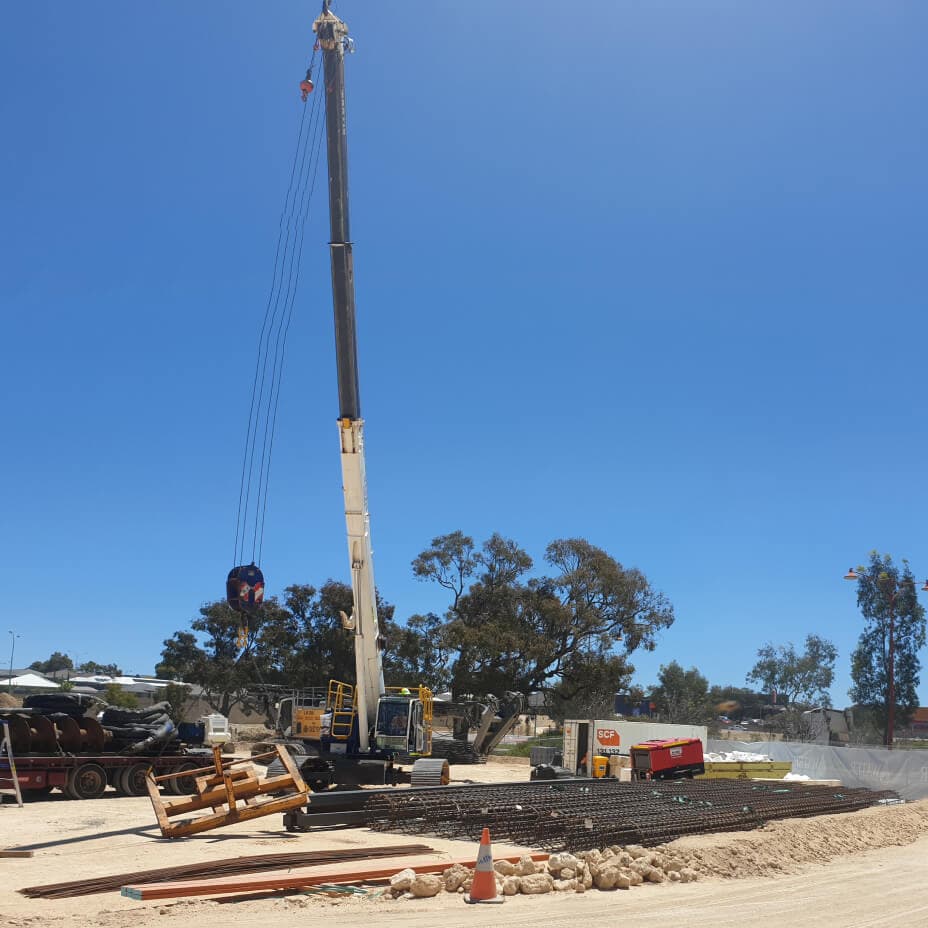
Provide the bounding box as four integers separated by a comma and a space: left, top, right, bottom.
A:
146, 745, 308, 838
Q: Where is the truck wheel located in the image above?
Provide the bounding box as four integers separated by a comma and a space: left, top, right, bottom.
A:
169, 761, 201, 795
65, 763, 108, 800
117, 764, 151, 797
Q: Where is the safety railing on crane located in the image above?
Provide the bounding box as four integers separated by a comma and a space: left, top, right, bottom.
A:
327, 680, 355, 741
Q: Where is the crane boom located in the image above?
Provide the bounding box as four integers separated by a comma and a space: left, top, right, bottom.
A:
314, 3, 383, 752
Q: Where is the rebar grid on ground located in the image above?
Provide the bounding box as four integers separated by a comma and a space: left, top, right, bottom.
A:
364, 779, 898, 851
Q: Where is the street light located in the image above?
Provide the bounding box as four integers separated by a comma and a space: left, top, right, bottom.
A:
7, 630, 21, 694
844, 567, 928, 749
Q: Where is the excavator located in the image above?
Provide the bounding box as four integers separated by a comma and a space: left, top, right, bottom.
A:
227, 4, 521, 791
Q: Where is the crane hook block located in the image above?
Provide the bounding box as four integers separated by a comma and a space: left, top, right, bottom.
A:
300, 70, 315, 102
226, 564, 265, 613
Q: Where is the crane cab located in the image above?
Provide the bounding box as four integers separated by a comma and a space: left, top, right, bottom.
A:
374, 686, 432, 757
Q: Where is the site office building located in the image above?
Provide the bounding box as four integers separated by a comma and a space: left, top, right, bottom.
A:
563, 719, 708, 775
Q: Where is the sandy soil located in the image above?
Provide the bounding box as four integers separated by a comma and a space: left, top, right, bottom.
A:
3, 757, 927, 928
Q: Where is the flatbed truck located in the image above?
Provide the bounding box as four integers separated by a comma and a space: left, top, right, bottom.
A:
1, 749, 213, 800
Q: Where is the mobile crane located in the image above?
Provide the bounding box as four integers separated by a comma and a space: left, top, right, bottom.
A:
228, 3, 447, 791
267, 686, 525, 769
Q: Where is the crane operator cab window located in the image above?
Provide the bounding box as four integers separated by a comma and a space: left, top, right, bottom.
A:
375, 697, 413, 752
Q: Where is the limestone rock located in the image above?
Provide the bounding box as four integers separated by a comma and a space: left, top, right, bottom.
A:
443, 864, 470, 892
646, 867, 665, 883
518, 855, 538, 876
554, 878, 578, 892
580, 864, 594, 890
668, 870, 681, 882
560, 867, 576, 880
593, 866, 620, 890
615, 874, 632, 890
627, 845, 648, 859
494, 860, 516, 876
680, 868, 698, 883
664, 857, 686, 872
502, 876, 521, 895
519, 872, 554, 894
548, 852, 581, 874
389, 868, 416, 892
410, 874, 443, 898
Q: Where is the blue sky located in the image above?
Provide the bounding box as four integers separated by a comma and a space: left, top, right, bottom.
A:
2, 2, 926, 706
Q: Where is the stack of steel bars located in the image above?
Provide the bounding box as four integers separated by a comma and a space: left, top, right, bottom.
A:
364, 779, 899, 852
19, 844, 435, 899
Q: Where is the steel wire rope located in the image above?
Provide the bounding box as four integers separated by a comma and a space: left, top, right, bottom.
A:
240, 67, 322, 563
238, 82, 319, 564
234, 99, 311, 566
233, 52, 320, 565
254, 120, 327, 563
252, 74, 328, 563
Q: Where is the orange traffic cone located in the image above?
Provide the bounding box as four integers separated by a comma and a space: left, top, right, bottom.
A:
465, 826, 504, 904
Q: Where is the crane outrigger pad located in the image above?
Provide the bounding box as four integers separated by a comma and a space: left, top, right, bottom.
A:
145, 745, 308, 838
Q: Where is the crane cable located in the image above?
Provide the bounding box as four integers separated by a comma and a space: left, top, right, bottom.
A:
233, 49, 326, 577
254, 81, 328, 566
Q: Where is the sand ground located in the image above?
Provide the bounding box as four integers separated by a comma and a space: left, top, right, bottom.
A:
2, 757, 927, 928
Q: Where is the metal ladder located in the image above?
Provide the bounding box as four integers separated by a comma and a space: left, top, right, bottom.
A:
0, 720, 23, 807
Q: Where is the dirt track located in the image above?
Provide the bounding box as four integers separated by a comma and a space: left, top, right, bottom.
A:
2, 758, 927, 928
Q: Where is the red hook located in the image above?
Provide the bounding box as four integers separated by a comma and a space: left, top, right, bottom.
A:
300, 70, 314, 102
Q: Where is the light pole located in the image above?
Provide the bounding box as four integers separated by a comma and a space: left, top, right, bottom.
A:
844, 568, 928, 749
7, 630, 21, 694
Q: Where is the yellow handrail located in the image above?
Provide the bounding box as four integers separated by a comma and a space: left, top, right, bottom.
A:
382, 684, 433, 755
326, 679, 355, 741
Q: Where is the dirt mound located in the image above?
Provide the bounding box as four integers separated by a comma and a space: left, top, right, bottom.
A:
232, 724, 276, 743
0, 692, 22, 708
665, 800, 928, 879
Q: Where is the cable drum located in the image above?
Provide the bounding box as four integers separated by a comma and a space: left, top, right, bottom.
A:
49, 713, 83, 752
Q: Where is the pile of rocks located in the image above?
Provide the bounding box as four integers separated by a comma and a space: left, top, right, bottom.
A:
386, 846, 699, 899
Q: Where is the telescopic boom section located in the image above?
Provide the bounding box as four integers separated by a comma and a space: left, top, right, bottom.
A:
314, 4, 384, 751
